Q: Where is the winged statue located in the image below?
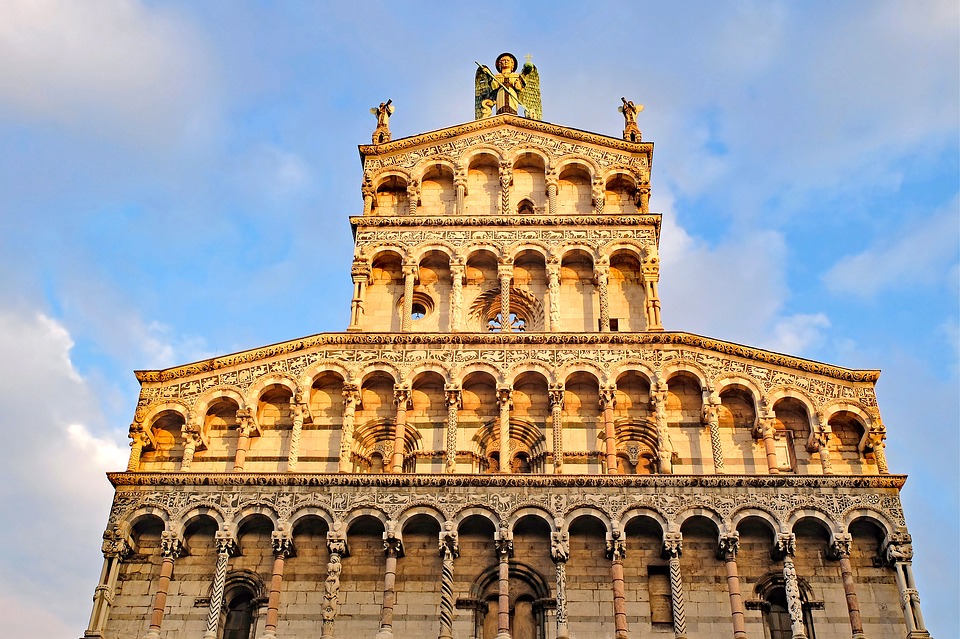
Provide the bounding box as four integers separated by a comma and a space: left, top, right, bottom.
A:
475, 53, 541, 121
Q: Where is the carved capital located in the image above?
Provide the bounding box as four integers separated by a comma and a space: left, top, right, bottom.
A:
550, 531, 570, 563
495, 535, 514, 558
393, 385, 411, 408
774, 532, 796, 558
271, 532, 294, 558
662, 531, 683, 558
717, 532, 740, 561
548, 385, 565, 409
214, 531, 238, 556
351, 257, 371, 280
160, 531, 184, 559
444, 385, 463, 409
439, 526, 460, 559
885, 533, 914, 564
496, 385, 513, 407
829, 533, 852, 559
327, 534, 348, 558
599, 385, 617, 410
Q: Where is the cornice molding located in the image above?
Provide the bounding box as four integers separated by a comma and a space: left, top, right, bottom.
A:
351, 214, 662, 229
134, 331, 881, 385
358, 114, 653, 159
109, 471, 906, 490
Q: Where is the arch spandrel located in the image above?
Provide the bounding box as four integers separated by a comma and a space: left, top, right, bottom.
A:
300, 361, 353, 389
766, 386, 818, 419
731, 507, 783, 536
398, 505, 446, 532
288, 506, 335, 531
843, 508, 899, 540
193, 385, 247, 416
507, 506, 558, 534
675, 507, 725, 535
245, 373, 299, 407
786, 509, 842, 536
619, 507, 669, 535
139, 400, 191, 428
562, 506, 613, 534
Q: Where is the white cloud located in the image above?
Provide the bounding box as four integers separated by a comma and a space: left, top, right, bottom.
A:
0, 0, 214, 144
0, 310, 127, 632
823, 196, 960, 298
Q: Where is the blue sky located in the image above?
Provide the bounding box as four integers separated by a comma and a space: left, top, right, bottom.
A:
0, 1, 956, 635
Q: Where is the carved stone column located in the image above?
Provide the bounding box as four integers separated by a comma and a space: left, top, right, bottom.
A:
450, 261, 465, 332
828, 534, 865, 639
202, 532, 237, 639
810, 411, 833, 475
339, 384, 360, 473
547, 259, 561, 331
127, 424, 150, 472
636, 184, 650, 214
287, 390, 308, 472
143, 532, 183, 639
600, 385, 618, 473
84, 529, 131, 638
401, 262, 417, 333
776, 533, 807, 639
362, 175, 375, 216
321, 530, 348, 639
606, 525, 629, 639
592, 177, 605, 215
885, 534, 930, 637
595, 262, 611, 332
377, 530, 404, 639
717, 532, 747, 639
495, 530, 513, 639
498, 263, 513, 332
499, 161, 512, 216
497, 385, 512, 473
549, 385, 565, 473
438, 524, 459, 639
259, 532, 294, 639
546, 170, 558, 217
454, 169, 467, 216
348, 258, 371, 332
652, 382, 674, 473
869, 427, 890, 474
234, 408, 258, 472
444, 385, 461, 473
407, 180, 420, 216
391, 386, 411, 473
702, 391, 724, 473
663, 532, 688, 639
551, 528, 570, 639
641, 247, 662, 330
757, 399, 779, 475
180, 427, 203, 471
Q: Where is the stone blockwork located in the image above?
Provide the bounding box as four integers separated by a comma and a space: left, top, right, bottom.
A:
83, 60, 929, 639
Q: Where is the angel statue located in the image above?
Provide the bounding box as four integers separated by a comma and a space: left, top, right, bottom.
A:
370, 99, 394, 144
475, 53, 541, 121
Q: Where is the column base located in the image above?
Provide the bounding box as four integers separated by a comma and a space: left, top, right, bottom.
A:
907, 632, 931, 639
202, 632, 218, 639
495, 631, 512, 639
256, 631, 277, 639
143, 632, 161, 639
556, 623, 569, 639
375, 628, 394, 639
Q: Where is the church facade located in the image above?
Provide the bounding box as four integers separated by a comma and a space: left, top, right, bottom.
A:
83, 56, 931, 639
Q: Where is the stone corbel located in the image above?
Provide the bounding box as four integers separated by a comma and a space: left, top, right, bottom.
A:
291, 388, 312, 424
883, 532, 913, 565
102, 525, 135, 559
161, 530, 188, 559
806, 411, 828, 454
605, 520, 626, 560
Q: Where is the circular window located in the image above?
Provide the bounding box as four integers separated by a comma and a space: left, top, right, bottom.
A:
397, 292, 435, 321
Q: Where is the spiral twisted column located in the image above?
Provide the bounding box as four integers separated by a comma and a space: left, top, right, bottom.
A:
444, 386, 461, 473
663, 532, 687, 639
437, 525, 459, 639
203, 532, 237, 639
549, 385, 564, 473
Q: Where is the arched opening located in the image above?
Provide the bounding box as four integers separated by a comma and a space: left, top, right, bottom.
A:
828, 411, 870, 473
374, 175, 409, 216
395, 514, 443, 635
773, 398, 812, 473
609, 250, 645, 331
666, 372, 704, 473
462, 371, 498, 473
465, 154, 499, 216
566, 515, 611, 635
310, 371, 345, 473
141, 410, 185, 469
557, 164, 592, 215
410, 371, 447, 472
563, 371, 602, 473
342, 515, 387, 632
559, 250, 596, 332
415, 250, 450, 332
512, 152, 546, 215
604, 174, 638, 215
204, 398, 240, 472
719, 386, 762, 473
421, 164, 455, 216
256, 385, 293, 470
368, 251, 404, 332
623, 515, 667, 625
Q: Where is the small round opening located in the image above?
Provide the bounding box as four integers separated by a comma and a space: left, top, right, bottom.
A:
411, 303, 427, 321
